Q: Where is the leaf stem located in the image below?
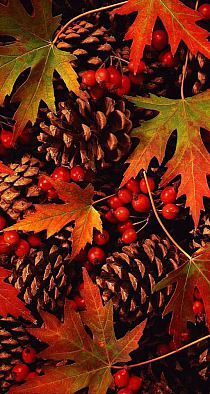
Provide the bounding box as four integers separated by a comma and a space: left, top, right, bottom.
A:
143, 171, 191, 260
53, 1, 128, 44
112, 334, 210, 369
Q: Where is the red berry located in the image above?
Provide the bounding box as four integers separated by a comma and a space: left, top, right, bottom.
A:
82, 70, 96, 87
152, 29, 168, 51
51, 167, 71, 182
139, 177, 155, 194
70, 166, 85, 182
160, 186, 177, 204
106, 66, 122, 89
38, 176, 52, 192
118, 389, 133, 394
117, 221, 133, 234
114, 368, 129, 388
1, 130, 13, 149
118, 188, 132, 204
90, 85, 104, 100
128, 60, 146, 75
156, 343, 170, 356
0, 234, 12, 255
116, 75, 131, 96
127, 375, 143, 392
88, 246, 105, 265
0, 215, 6, 230
132, 194, 151, 213
12, 364, 30, 382
15, 239, 30, 257
95, 68, 110, 84
28, 234, 43, 248
198, 4, 210, 19
69, 299, 78, 311
108, 195, 122, 209
22, 347, 36, 364
94, 229, 110, 246
125, 178, 139, 193
114, 206, 130, 222
47, 187, 58, 200
3, 230, 20, 246
27, 372, 38, 379
74, 295, 86, 311
104, 210, 118, 223
129, 73, 144, 86
193, 300, 204, 315
159, 51, 178, 68
194, 288, 202, 300
122, 228, 137, 244
162, 203, 179, 220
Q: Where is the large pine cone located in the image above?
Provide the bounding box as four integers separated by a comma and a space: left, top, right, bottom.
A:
38, 95, 132, 170
7, 227, 79, 315
56, 17, 116, 71
96, 234, 180, 325
0, 154, 44, 222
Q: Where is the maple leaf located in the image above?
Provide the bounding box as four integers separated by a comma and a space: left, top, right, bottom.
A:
10, 270, 147, 394
0, 267, 34, 322
123, 91, 210, 227
6, 180, 102, 259
0, 162, 14, 174
0, 0, 79, 141
154, 244, 210, 347
113, 0, 210, 73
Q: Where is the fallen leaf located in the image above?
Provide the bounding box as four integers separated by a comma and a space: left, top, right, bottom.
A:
113, 0, 210, 73
0, 0, 79, 141
123, 92, 210, 227
6, 180, 102, 259
0, 162, 14, 174
10, 270, 147, 394
154, 244, 210, 346
0, 267, 34, 322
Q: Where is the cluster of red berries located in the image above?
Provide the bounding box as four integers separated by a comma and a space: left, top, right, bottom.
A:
12, 347, 37, 383
0, 228, 31, 257
38, 165, 85, 200
113, 368, 143, 394
160, 186, 179, 220
151, 29, 178, 68
0, 128, 32, 156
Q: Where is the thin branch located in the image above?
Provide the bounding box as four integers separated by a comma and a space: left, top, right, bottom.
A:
92, 193, 116, 205
112, 334, 210, 369
143, 171, 191, 260
53, 1, 128, 44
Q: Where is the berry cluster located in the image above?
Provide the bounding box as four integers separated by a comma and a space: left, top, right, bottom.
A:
12, 347, 38, 383
0, 229, 30, 257
38, 165, 85, 200
113, 368, 143, 394
160, 186, 179, 220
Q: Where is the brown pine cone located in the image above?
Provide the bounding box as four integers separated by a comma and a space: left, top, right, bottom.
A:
37, 95, 132, 170
0, 154, 45, 222
96, 234, 180, 325
7, 227, 79, 315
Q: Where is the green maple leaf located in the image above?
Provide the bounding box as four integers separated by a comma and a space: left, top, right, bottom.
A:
10, 270, 147, 394
154, 244, 210, 346
0, 0, 79, 141
124, 91, 210, 227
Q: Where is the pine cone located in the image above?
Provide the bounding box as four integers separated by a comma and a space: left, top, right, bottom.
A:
37, 95, 132, 170
0, 154, 44, 222
0, 316, 37, 392
56, 17, 116, 71
96, 234, 180, 325
8, 227, 79, 315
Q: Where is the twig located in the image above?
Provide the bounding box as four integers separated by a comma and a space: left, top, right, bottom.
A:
143, 171, 191, 260
53, 1, 128, 44
112, 334, 210, 369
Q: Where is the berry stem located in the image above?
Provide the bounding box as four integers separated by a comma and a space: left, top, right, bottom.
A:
93, 193, 116, 205
53, 1, 128, 44
143, 171, 191, 260
112, 334, 210, 369
110, 55, 130, 65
